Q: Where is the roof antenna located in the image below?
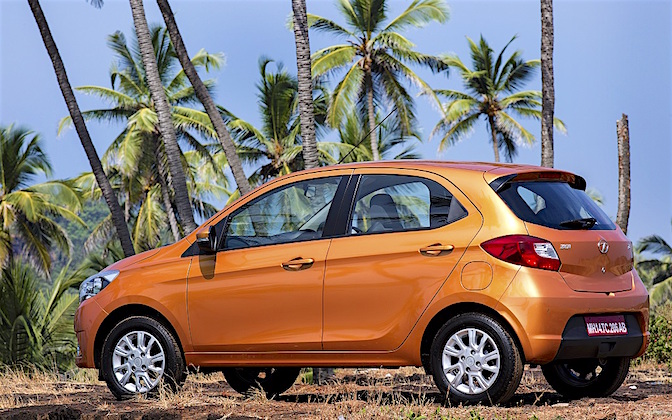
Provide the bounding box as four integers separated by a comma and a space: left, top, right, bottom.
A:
337, 108, 396, 165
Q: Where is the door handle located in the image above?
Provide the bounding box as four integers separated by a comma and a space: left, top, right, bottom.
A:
419, 244, 454, 257
281, 257, 315, 271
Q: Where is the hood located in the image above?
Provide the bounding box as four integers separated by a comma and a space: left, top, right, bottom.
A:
106, 248, 162, 271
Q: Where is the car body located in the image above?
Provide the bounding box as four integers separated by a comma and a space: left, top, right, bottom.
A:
75, 161, 649, 403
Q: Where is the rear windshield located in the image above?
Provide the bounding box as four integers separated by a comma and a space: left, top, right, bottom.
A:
497, 180, 616, 230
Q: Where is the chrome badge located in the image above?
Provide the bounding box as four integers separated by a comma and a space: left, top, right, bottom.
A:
560, 244, 572, 250
597, 238, 609, 254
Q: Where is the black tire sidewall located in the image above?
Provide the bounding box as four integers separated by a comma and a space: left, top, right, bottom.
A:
223, 367, 300, 398
101, 316, 184, 400
541, 357, 630, 399
430, 312, 522, 405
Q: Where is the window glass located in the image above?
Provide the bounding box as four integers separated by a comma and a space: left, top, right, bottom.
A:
498, 181, 615, 230
223, 177, 341, 250
350, 175, 467, 235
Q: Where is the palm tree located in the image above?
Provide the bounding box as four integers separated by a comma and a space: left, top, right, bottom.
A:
337, 112, 421, 162
0, 259, 81, 369
26, 0, 135, 258
432, 35, 566, 162
155, 0, 252, 196
128, 0, 197, 233
224, 58, 338, 185
540, 0, 555, 167
309, 0, 449, 160
0, 125, 84, 274
636, 221, 672, 308
60, 27, 224, 241
291, 0, 319, 170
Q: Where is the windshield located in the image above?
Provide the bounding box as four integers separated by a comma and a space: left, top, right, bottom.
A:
497, 180, 616, 230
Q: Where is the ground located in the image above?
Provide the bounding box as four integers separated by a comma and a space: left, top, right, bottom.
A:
1, 363, 671, 419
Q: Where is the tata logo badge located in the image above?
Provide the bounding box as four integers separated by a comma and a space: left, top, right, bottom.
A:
597, 238, 609, 254
560, 244, 571, 250
601, 267, 606, 274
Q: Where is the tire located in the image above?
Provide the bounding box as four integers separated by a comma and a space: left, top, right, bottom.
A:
541, 357, 630, 399
223, 367, 300, 398
430, 312, 523, 405
101, 316, 185, 400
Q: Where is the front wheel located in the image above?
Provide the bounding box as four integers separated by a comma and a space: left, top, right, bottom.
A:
223, 367, 300, 398
429, 312, 523, 405
100, 316, 185, 400
541, 357, 630, 399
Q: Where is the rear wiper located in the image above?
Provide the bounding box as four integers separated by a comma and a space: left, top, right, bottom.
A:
559, 217, 597, 229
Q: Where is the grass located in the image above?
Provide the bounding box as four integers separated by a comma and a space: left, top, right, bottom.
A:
1, 365, 671, 419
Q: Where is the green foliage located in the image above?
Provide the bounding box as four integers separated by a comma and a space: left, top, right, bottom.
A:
432, 36, 565, 161
309, 0, 448, 141
643, 301, 672, 367
0, 259, 83, 371
636, 219, 672, 308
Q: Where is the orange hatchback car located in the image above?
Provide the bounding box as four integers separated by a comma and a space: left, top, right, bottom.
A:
75, 161, 649, 404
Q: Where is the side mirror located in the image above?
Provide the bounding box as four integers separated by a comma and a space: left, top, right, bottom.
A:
196, 226, 218, 254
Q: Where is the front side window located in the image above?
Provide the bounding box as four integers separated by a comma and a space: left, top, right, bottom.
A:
349, 175, 467, 235
223, 177, 342, 250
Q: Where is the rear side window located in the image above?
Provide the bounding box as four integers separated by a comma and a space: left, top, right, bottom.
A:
349, 175, 467, 235
497, 181, 615, 230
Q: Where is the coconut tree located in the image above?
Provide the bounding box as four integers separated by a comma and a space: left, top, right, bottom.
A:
155, 0, 252, 196
60, 27, 224, 241
636, 221, 672, 308
432, 35, 566, 162
0, 125, 84, 274
291, 0, 319, 170
309, 0, 449, 160
26, 0, 134, 258
337, 112, 420, 162
224, 58, 338, 185
540, 0, 555, 168
128, 0, 197, 233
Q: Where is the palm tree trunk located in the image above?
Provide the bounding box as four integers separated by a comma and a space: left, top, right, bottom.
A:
365, 72, 380, 161
291, 0, 319, 170
129, 0, 198, 234
616, 114, 630, 235
540, 0, 555, 168
156, 0, 252, 196
27, 0, 135, 258
153, 137, 181, 242
488, 115, 500, 163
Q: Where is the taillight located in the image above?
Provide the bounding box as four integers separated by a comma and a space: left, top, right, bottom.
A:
481, 235, 561, 271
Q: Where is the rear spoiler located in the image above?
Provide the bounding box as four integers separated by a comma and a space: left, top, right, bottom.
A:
489, 172, 587, 193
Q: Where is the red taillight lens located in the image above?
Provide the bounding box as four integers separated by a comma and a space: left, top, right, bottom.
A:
481, 235, 561, 271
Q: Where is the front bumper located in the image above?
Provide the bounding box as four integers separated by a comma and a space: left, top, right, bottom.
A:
496, 267, 649, 364
74, 297, 107, 368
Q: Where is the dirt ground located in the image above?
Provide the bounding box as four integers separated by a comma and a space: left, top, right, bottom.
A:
2, 363, 672, 419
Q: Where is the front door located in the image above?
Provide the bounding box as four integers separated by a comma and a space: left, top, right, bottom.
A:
323, 169, 481, 351
187, 175, 345, 352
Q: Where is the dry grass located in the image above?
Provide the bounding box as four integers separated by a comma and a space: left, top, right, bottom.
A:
1, 364, 672, 419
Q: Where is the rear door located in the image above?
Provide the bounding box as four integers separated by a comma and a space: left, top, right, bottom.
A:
322, 168, 482, 351
497, 178, 633, 293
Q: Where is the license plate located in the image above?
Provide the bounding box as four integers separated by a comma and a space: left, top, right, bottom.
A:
584, 315, 627, 336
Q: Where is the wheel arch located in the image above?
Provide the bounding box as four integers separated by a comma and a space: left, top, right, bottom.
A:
419, 302, 525, 373
93, 304, 186, 370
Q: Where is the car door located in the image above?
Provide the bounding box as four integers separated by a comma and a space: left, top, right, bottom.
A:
187, 174, 348, 352
323, 168, 481, 351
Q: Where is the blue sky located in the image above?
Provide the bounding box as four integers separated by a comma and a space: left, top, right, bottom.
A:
0, 0, 670, 245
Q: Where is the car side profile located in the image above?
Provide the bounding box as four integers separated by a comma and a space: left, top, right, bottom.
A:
75, 161, 649, 404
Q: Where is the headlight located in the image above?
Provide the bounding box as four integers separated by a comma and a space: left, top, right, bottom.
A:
79, 270, 120, 304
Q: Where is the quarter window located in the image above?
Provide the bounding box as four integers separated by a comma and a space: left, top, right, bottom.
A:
349, 175, 467, 235
223, 177, 342, 250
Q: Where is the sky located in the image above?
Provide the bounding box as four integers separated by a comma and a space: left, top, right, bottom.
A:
0, 0, 670, 246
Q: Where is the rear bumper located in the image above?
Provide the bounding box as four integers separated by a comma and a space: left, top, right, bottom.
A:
553, 314, 644, 360
496, 267, 649, 364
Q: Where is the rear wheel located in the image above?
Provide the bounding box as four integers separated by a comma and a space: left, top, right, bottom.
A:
223, 367, 300, 398
541, 357, 630, 399
101, 316, 185, 400
430, 312, 523, 405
